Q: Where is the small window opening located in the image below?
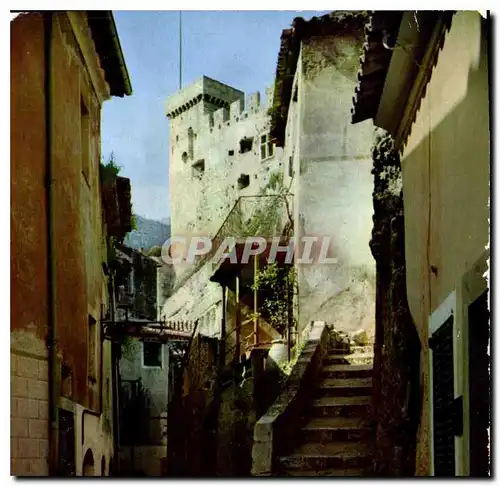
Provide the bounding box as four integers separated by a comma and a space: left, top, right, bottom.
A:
143, 341, 162, 368
228, 150, 235, 156
237, 173, 250, 190
288, 156, 294, 177
181, 152, 188, 163
192, 159, 205, 178
239, 137, 253, 154
188, 128, 194, 159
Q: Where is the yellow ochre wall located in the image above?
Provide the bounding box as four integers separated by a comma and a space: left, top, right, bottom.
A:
400, 11, 489, 476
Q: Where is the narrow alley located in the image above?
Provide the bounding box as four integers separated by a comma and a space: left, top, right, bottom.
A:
10, 10, 491, 478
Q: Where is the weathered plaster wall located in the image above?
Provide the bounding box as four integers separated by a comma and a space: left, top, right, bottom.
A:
120, 341, 171, 421
11, 13, 50, 476
51, 11, 109, 409
11, 12, 115, 476
291, 34, 376, 338
118, 341, 169, 475
400, 12, 489, 475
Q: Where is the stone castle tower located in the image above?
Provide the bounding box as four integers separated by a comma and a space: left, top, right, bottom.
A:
165, 76, 284, 240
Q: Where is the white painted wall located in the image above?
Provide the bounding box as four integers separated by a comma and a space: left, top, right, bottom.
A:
286, 34, 376, 338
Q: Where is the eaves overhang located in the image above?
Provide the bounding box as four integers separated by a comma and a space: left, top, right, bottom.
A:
87, 10, 132, 97
350, 11, 404, 125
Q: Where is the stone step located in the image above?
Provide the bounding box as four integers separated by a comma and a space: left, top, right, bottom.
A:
278, 442, 372, 470
310, 395, 371, 418
300, 417, 371, 442
329, 346, 373, 355
316, 377, 372, 397
320, 364, 372, 379
324, 354, 374, 366
280, 467, 368, 477
350, 346, 374, 354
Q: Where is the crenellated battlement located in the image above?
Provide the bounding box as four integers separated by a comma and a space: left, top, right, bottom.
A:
205, 87, 273, 134
166, 75, 275, 137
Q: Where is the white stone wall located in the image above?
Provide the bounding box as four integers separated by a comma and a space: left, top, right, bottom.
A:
167, 77, 284, 242
286, 34, 376, 338
11, 332, 50, 476
74, 403, 114, 476
163, 77, 287, 327
160, 263, 222, 338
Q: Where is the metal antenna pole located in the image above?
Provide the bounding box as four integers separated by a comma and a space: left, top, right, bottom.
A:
179, 11, 182, 90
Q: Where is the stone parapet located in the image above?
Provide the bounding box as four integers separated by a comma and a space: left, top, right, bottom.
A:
251, 321, 330, 476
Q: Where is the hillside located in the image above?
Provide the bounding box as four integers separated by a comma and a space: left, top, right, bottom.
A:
124, 215, 170, 251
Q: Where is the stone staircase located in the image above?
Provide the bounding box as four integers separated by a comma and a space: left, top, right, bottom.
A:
277, 340, 374, 477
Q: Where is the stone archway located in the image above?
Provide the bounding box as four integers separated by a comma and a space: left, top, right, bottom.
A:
101, 456, 106, 476
82, 449, 95, 476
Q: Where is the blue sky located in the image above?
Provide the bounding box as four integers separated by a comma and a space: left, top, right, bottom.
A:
101, 11, 328, 221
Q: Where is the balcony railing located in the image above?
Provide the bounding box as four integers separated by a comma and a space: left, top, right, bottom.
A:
173, 193, 293, 291
207, 193, 293, 263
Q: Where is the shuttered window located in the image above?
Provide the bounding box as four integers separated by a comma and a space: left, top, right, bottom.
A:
468, 290, 491, 476
430, 315, 455, 476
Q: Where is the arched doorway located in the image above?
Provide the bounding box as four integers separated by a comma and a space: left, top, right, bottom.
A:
82, 449, 94, 476
101, 456, 106, 476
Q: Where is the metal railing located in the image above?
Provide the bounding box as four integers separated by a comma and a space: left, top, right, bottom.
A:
172, 193, 294, 293
207, 193, 293, 264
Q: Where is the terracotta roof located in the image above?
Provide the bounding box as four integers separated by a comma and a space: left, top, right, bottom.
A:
271, 11, 370, 146
351, 11, 404, 124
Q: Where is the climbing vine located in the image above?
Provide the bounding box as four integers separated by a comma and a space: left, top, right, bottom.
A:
251, 262, 298, 335
234, 170, 293, 238
120, 336, 141, 361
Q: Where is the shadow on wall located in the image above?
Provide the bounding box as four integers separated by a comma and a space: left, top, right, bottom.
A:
399, 18, 490, 477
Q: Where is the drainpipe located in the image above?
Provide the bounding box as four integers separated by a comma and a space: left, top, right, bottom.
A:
109, 270, 121, 473
44, 11, 60, 476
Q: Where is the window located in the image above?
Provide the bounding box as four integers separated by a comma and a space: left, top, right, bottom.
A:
237, 173, 250, 190
143, 341, 162, 368
192, 159, 205, 178
429, 291, 458, 476
228, 150, 234, 156
81, 97, 90, 184
288, 156, 294, 177
260, 133, 274, 160
88, 315, 97, 380
188, 127, 194, 160
468, 290, 490, 476
239, 136, 253, 154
